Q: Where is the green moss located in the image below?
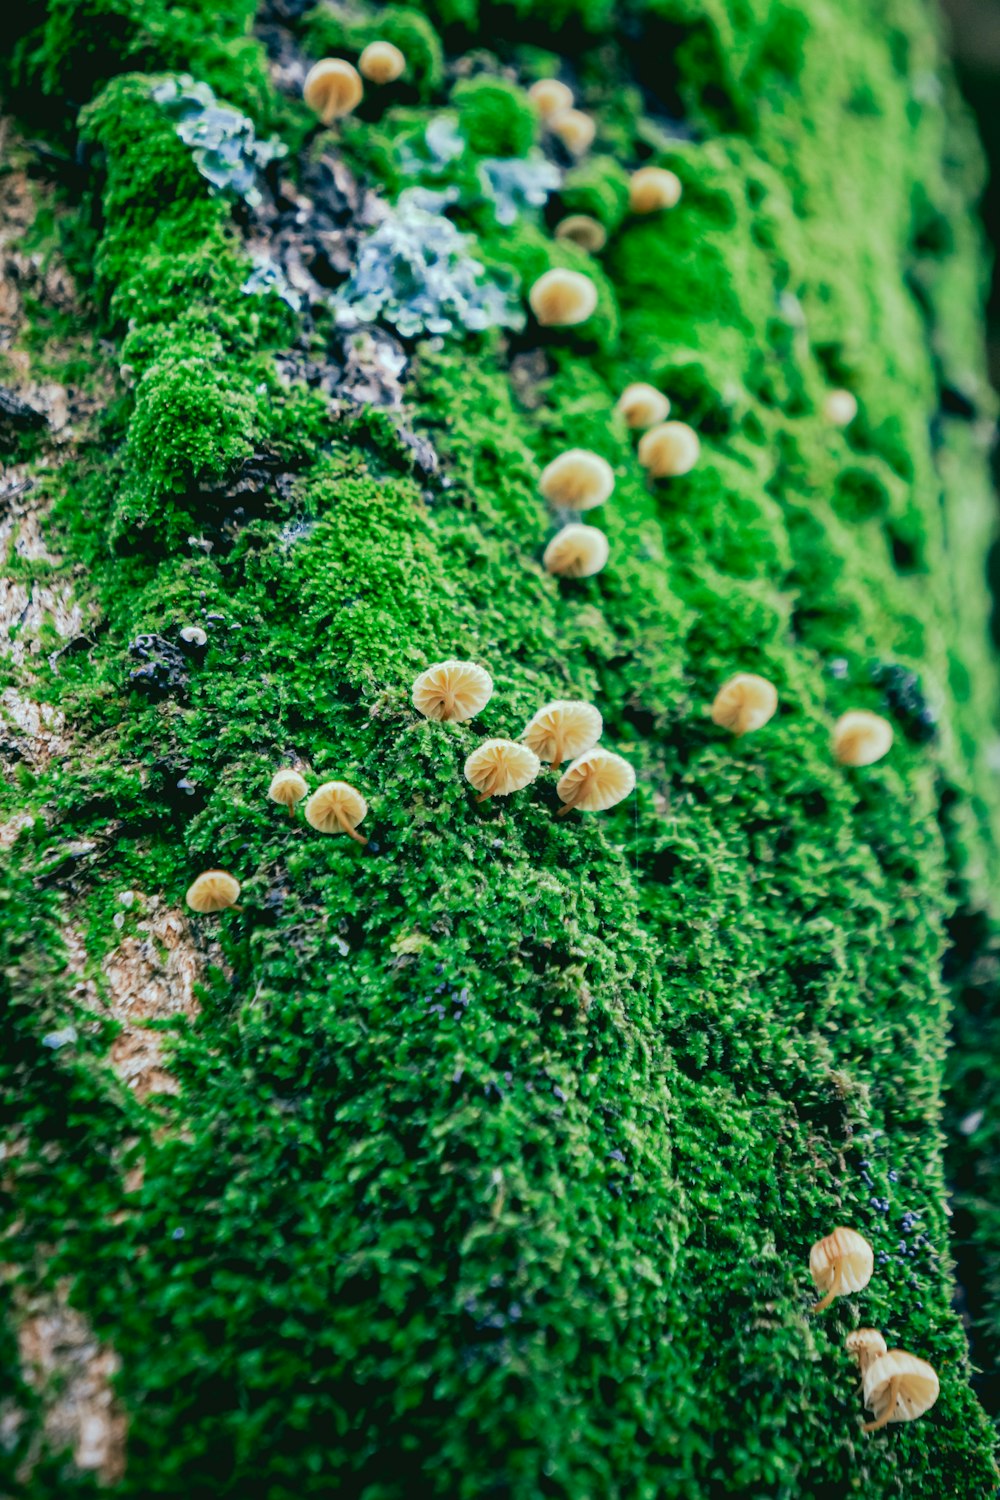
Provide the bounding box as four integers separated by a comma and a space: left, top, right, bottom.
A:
452, 75, 537, 157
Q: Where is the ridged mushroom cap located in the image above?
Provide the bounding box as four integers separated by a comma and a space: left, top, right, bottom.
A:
304, 780, 368, 835
303, 58, 364, 122
529, 268, 598, 327
555, 214, 607, 253
833, 711, 893, 767
412, 659, 493, 722
556, 747, 635, 812
616, 382, 670, 430
824, 388, 858, 426
710, 674, 779, 735
464, 739, 541, 798
186, 869, 240, 913
268, 768, 308, 808
539, 449, 615, 510
638, 420, 700, 478
549, 107, 596, 156
543, 523, 609, 578
809, 1227, 874, 1307
846, 1329, 888, 1374
522, 700, 603, 765
358, 40, 405, 83
629, 165, 682, 213
528, 78, 573, 119
863, 1350, 940, 1426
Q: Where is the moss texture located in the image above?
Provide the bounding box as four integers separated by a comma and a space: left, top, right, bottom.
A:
2, 0, 1000, 1495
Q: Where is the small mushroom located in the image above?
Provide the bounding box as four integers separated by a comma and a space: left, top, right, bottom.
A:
539, 449, 615, 510
846, 1329, 888, 1377
809, 1226, 874, 1312
522, 700, 602, 770
186, 870, 241, 913
268, 767, 308, 816
358, 40, 405, 84
529, 269, 597, 328
528, 78, 574, 119
304, 780, 368, 844
638, 420, 700, 478
555, 215, 607, 253
862, 1349, 939, 1433
412, 660, 493, 722
303, 58, 364, 123
629, 166, 682, 213
543, 523, 609, 578
179, 625, 207, 646
616, 382, 670, 430
464, 739, 540, 803
556, 747, 635, 816
824, 389, 858, 427
549, 108, 596, 157
833, 711, 893, 767
710, 674, 778, 735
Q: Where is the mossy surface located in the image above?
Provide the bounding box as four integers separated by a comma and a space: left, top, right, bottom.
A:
1, 0, 1000, 1496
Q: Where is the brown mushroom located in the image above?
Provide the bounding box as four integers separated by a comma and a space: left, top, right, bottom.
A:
268, 767, 308, 816
543, 523, 609, 578
464, 739, 541, 803
539, 449, 615, 511
528, 78, 574, 120
846, 1329, 888, 1377
629, 166, 682, 213
186, 870, 241, 913
556, 747, 635, 816
528, 268, 598, 327
303, 58, 364, 123
412, 660, 493, 722
304, 780, 368, 844
637, 420, 700, 478
555, 215, 607, 253
809, 1227, 874, 1312
616, 382, 670, 430
549, 108, 596, 157
358, 40, 405, 84
522, 700, 602, 770
832, 711, 893, 767
862, 1349, 939, 1433
710, 674, 778, 735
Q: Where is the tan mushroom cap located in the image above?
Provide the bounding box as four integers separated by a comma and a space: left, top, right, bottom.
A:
539, 449, 615, 511
556, 747, 635, 815
412, 659, 493, 722
638, 420, 700, 478
186, 869, 241, 913
862, 1350, 940, 1432
629, 165, 683, 213
529, 78, 574, 119
529, 268, 598, 327
809, 1226, 874, 1312
358, 40, 406, 84
268, 767, 308, 813
846, 1329, 888, 1376
616, 382, 670, 430
824, 388, 858, 427
543, 523, 609, 579
549, 108, 596, 157
464, 739, 541, 802
522, 699, 603, 769
833, 710, 893, 767
555, 214, 607, 253
303, 58, 364, 122
304, 780, 369, 844
711, 674, 779, 736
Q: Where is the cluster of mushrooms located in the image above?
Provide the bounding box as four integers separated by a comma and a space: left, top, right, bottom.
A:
809, 1226, 940, 1432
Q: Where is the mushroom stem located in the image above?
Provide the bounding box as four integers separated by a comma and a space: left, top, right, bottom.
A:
476, 790, 492, 804
337, 812, 368, 846
810, 1260, 840, 1313
863, 1377, 901, 1433
557, 793, 579, 818
550, 734, 564, 771
231, 904, 244, 914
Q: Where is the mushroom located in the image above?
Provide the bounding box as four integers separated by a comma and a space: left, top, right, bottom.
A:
464, 739, 541, 803
412, 660, 493, 722
809, 1227, 874, 1312
629, 166, 682, 213
539, 449, 615, 511
555, 215, 607, 253
179, 625, 207, 646
710, 674, 778, 735
186, 869, 241, 913
638, 420, 700, 478
303, 58, 364, 122
522, 699, 602, 770
832, 711, 893, 767
846, 1329, 888, 1377
304, 780, 368, 844
862, 1349, 939, 1432
556, 747, 635, 816
549, 108, 596, 157
268, 767, 308, 816
824, 389, 858, 427
528, 78, 574, 120
543, 523, 609, 578
358, 40, 405, 84
528, 269, 597, 327
616, 382, 670, 430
